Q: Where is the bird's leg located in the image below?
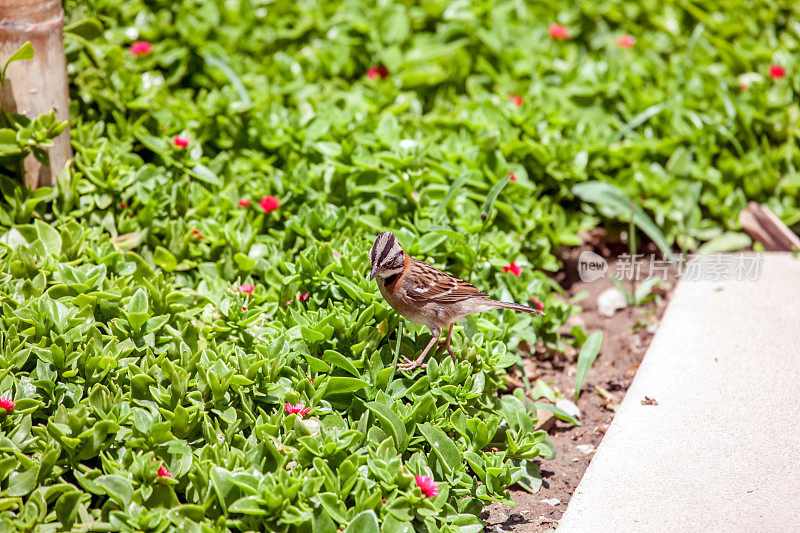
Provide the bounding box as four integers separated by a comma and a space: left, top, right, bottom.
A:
398, 328, 440, 372
438, 323, 455, 359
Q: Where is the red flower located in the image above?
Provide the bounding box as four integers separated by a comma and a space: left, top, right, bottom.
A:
508, 94, 523, 107
503, 262, 522, 276
769, 64, 786, 80
242, 305, 247, 311
120, 202, 128, 209
130, 41, 153, 56
617, 35, 636, 48
239, 284, 254, 296
260, 195, 280, 213
366, 65, 390, 80
239, 199, 251, 208
285, 402, 311, 417
508, 172, 517, 182
381, 499, 386, 504
530, 297, 544, 312
414, 475, 439, 498
173, 136, 189, 148
548, 24, 570, 40
298, 292, 310, 302
191, 229, 203, 240
157, 465, 172, 479
308, 377, 314, 384
0, 397, 15, 414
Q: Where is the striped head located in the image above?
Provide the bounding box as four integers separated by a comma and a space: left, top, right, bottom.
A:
369, 231, 405, 280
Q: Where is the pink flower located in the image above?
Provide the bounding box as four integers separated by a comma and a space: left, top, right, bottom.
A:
769, 64, 786, 80
617, 35, 636, 48
239, 199, 251, 208
157, 465, 172, 479
0, 397, 15, 414
414, 475, 439, 498
503, 262, 522, 276
130, 41, 153, 56
508, 94, 523, 107
549, 24, 570, 40
239, 284, 254, 296
286, 298, 294, 306
260, 195, 280, 213
366, 65, 390, 80
285, 402, 311, 417
530, 297, 544, 312
191, 229, 203, 240
173, 136, 189, 148
298, 292, 310, 302
508, 172, 517, 182
333, 252, 341, 259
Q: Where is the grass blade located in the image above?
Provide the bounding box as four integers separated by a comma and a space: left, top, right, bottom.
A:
574, 332, 603, 401
385, 320, 403, 391
532, 402, 581, 426
609, 274, 632, 305
634, 276, 660, 305
434, 172, 470, 221
573, 181, 673, 261
480, 173, 511, 216
203, 54, 253, 109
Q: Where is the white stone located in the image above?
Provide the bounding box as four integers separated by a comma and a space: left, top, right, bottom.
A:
597, 287, 627, 317
556, 398, 581, 419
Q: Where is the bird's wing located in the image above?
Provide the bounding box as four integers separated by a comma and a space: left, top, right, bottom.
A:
404, 259, 489, 303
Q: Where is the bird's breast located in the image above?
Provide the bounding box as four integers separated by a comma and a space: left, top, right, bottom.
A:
378, 277, 445, 329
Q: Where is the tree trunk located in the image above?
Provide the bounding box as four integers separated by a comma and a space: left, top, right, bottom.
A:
0, 0, 72, 188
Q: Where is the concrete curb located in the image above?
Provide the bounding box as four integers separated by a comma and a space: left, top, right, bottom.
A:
558, 253, 800, 532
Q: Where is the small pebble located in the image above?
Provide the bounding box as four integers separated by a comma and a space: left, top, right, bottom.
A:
597, 287, 626, 317
576, 444, 595, 454
556, 398, 581, 419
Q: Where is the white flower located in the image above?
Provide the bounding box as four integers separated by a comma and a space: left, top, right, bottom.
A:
141, 72, 164, 91
737, 72, 762, 89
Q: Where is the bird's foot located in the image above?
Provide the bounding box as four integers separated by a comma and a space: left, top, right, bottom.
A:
438, 340, 455, 358
397, 355, 427, 372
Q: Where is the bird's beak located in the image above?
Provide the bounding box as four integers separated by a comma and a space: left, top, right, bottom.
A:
369, 267, 377, 280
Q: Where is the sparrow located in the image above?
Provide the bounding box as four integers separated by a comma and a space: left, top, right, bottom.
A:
369, 231, 544, 371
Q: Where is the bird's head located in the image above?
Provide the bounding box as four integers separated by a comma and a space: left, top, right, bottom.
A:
369, 231, 405, 280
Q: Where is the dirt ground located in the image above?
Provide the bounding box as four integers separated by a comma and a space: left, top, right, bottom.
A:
484, 251, 675, 532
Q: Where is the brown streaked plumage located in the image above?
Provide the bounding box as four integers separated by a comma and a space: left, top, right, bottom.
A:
369, 231, 544, 371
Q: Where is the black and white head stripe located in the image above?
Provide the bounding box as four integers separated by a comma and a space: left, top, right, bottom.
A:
370, 231, 404, 273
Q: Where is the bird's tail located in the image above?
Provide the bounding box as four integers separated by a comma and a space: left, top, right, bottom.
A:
478, 299, 545, 316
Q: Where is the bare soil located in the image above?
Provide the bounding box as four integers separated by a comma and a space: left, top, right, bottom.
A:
484, 253, 675, 532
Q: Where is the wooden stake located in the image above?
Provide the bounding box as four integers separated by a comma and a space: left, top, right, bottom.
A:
0, 0, 72, 188
739, 202, 800, 252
